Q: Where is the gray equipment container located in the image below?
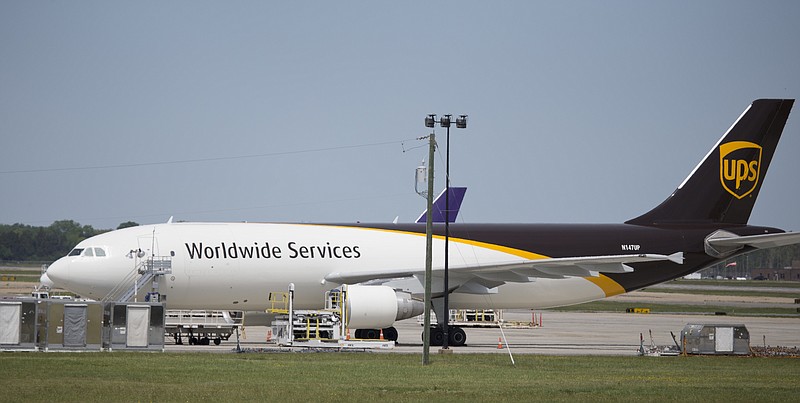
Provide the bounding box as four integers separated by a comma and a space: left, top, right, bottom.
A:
0, 299, 41, 351
35, 298, 105, 351
105, 302, 166, 351
2, 298, 105, 351
681, 323, 750, 355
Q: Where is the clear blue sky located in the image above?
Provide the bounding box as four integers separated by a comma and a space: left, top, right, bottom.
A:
1, 1, 799, 230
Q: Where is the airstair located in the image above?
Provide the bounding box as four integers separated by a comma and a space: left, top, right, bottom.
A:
103, 256, 172, 303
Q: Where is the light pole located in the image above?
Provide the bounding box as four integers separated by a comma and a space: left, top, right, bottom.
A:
425, 113, 467, 350
422, 132, 435, 365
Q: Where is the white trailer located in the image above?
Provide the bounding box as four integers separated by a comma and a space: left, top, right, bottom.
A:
165, 310, 243, 345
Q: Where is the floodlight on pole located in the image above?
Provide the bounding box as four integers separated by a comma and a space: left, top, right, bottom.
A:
425, 114, 436, 128
456, 115, 468, 129
424, 112, 467, 350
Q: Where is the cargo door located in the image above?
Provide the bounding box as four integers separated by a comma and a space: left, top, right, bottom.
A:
63, 304, 87, 347
715, 326, 734, 353
127, 305, 150, 347
0, 302, 21, 345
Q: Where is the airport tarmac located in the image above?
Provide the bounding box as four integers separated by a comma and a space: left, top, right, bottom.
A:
168, 310, 800, 355
3, 278, 797, 355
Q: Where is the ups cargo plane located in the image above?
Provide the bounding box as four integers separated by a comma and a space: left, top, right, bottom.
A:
45, 99, 798, 346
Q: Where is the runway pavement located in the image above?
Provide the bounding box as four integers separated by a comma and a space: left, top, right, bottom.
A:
3, 278, 797, 355
167, 310, 799, 355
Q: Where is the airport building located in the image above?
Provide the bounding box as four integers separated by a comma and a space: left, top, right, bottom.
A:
748, 265, 800, 281
698, 259, 800, 281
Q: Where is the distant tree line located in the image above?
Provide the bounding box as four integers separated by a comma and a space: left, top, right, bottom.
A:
0, 220, 138, 262
738, 243, 800, 269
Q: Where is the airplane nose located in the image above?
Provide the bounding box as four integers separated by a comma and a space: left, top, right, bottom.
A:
45, 258, 69, 288
39, 272, 54, 288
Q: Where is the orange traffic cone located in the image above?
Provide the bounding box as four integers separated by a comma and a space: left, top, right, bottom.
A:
346, 328, 351, 340
379, 328, 385, 341
497, 337, 503, 349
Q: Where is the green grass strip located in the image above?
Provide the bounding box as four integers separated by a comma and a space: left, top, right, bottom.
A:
551, 300, 799, 316
671, 279, 800, 289
1, 352, 798, 402
638, 287, 800, 299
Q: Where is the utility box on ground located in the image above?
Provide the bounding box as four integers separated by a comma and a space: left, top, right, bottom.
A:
1, 298, 166, 352
2, 298, 105, 351
681, 323, 750, 355
0, 299, 41, 351
42, 299, 105, 351
106, 302, 166, 351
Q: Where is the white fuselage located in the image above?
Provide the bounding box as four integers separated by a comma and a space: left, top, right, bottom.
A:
45, 222, 607, 311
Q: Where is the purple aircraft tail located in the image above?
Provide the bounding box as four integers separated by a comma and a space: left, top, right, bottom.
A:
416, 187, 467, 223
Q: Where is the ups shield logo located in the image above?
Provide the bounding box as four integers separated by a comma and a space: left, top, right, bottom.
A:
719, 141, 762, 199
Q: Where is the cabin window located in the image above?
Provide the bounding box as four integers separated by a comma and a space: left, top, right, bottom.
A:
68, 248, 84, 256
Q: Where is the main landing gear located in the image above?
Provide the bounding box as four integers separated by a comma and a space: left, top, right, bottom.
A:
425, 325, 467, 347
423, 297, 468, 347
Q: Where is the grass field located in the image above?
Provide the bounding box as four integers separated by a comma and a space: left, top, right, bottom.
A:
551, 300, 798, 316
671, 279, 800, 289
1, 352, 798, 402
0, 267, 42, 283
2, 273, 797, 401
638, 287, 800, 299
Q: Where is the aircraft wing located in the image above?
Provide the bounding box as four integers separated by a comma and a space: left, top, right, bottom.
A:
324, 252, 684, 286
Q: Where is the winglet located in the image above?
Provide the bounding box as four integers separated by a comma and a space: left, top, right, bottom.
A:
415, 187, 467, 223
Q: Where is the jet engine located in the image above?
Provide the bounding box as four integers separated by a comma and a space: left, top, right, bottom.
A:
344, 285, 425, 329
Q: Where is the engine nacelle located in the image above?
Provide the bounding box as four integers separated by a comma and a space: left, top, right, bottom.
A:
345, 285, 425, 329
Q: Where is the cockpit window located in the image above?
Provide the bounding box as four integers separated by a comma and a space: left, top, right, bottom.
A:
68, 247, 107, 257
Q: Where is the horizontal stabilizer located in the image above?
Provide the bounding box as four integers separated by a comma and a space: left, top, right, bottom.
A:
705, 230, 800, 258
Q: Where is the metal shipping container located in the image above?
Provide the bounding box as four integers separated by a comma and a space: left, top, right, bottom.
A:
0, 299, 41, 351
681, 323, 750, 355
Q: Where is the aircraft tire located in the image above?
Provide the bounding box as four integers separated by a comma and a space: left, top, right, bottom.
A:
430, 327, 444, 346
382, 327, 398, 341
448, 326, 466, 347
